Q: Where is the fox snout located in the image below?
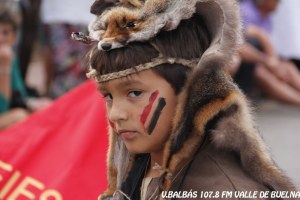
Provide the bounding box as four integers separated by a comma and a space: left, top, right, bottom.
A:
98, 40, 124, 51
100, 42, 112, 51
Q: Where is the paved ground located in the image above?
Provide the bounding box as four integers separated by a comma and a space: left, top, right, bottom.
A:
255, 100, 300, 186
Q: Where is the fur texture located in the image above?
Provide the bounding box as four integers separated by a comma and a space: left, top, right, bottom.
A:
89, 0, 242, 51
90, 0, 143, 15
89, 7, 142, 50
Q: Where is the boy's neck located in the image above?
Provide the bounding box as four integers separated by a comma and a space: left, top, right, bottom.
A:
146, 149, 164, 178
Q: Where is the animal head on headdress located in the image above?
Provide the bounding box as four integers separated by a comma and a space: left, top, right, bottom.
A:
83, 0, 199, 51
72, 0, 145, 49
88, 6, 143, 51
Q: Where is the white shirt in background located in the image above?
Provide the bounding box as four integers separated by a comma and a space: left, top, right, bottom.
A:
271, 0, 300, 59
41, 0, 94, 25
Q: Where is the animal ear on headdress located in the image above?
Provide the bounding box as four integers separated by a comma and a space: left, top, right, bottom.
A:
90, 0, 143, 15
90, 0, 116, 15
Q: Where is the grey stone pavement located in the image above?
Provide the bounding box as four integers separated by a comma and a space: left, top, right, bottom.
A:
254, 100, 300, 187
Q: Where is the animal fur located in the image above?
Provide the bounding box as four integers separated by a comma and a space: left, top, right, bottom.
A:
88, 0, 244, 51
90, 0, 143, 15
88, 0, 207, 50
161, 61, 297, 192
89, 6, 143, 50
71, 32, 95, 44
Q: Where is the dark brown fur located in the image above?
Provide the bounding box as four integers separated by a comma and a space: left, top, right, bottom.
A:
90, 0, 116, 15
90, 0, 143, 15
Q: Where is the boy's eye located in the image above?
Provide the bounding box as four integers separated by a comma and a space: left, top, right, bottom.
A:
128, 90, 142, 97
103, 93, 113, 102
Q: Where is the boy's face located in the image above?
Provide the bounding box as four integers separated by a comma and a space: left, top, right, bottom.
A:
0, 23, 16, 47
99, 69, 177, 154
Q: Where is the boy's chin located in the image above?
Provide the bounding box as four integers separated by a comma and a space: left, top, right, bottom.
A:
124, 144, 148, 155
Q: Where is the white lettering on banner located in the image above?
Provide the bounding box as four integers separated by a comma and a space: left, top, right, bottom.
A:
160, 190, 300, 199
0, 160, 63, 200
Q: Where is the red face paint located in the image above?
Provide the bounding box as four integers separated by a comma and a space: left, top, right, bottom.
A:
109, 120, 115, 129
140, 90, 159, 125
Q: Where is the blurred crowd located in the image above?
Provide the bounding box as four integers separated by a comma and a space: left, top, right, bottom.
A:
1, 0, 300, 131
232, 0, 300, 106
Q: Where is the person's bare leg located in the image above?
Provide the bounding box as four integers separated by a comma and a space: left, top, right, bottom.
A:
255, 64, 300, 105
281, 60, 300, 91
0, 108, 29, 131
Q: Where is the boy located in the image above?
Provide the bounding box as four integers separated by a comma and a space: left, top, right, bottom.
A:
85, 0, 297, 199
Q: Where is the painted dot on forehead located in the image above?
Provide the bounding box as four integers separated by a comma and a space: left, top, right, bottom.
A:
140, 90, 159, 125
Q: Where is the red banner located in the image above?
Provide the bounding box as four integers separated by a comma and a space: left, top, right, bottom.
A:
0, 81, 108, 200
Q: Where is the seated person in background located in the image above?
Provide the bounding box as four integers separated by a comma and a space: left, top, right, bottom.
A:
234, 0, 300, 105
271, 0, 300, 71
0, 3, 51, 131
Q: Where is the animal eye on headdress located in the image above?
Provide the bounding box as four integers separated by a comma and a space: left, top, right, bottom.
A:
126, 22, 136, 28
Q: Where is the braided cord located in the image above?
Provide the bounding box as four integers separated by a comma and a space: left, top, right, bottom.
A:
87, 55, 199, 83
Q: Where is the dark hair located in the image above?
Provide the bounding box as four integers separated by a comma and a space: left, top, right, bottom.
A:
0, 4, 21, 31
87, 14, 211, 94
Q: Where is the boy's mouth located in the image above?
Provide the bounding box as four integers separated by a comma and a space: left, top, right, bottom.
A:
117, 130, 138, 140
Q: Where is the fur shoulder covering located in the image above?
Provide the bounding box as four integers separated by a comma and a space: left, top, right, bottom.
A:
162, 62, 297, 192
100, 65, 298, 200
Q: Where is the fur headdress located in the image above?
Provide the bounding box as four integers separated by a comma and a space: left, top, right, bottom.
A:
85, 0, 243, 52
84, 0, 297, 199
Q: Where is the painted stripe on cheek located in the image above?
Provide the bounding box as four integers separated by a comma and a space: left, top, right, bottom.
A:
140, 90, 159, 125
147, 98, 166, 135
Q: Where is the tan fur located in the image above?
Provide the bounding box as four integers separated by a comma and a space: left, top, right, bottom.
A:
141, 0, 170, 16
163, 89, 297, 192
99, 127, 117, 199
123, 0, 143, 8
161, 89, 187, 171
211, 95, 297, 191
163, 128, 203, 190
163, 91, 240, 190
102, 7, 143, 41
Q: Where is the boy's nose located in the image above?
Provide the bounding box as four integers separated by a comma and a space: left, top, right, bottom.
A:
108, 104, 128, 123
